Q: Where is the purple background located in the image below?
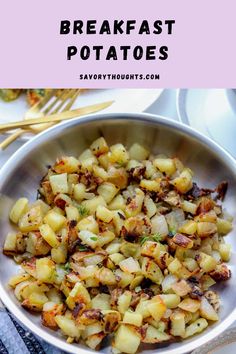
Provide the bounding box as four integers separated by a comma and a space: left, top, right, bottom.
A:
0, 0, 235, 88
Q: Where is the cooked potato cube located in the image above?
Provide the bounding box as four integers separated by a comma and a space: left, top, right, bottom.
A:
73, 183, 86, 201
117, 291, 132, 314
151, 214, 169, 237
217, 218, 232, 235
119, 257, 141, 274
51, 245, 67, 264
108, 194, 126, 211
147, 296, 166, 322
90, 137, 109, 156
79, 230, 98, 249
142, 325, 171, 343
9, 198, 29, 224
197, 222, 217, 238
144, 195, 157, 218
81, 196, 106, 214
170, 311, 185, 337
153, 158, 176, 176
196, 252, 217, 272
178, 220, 197, 235
96, 205, 113, 223
3, 232, 17, 255
19, 206, 43, 232
172, 168, 193, 194
142, 257, 164, 285
178, 298, 200, 313
44, 210, 66, 232
39, 224, 59, 248
182, 200, 197, 215
66, 282, 91, 310
49, 173, 68, 194
97, 230, 115, 247
22, 292, 48, 312
55, 315, 81, 338
219, 244, 231, 262
113, 325, 140, 354
140, 179, 160, 192
36, 258, 55, 283
200, 296, 219, 321
160, 294, 181, 309
110, 144, 129, 166
97, 182, 119, 204
183, 318, 208, 338
129, 143, 149, 161
115, 269, 134, 288
171, 280, 191, 297
65, 205, 79, 222
77, 215, 99, 233
123, 311, 143, 326
125, 188, 144, 217
91, 293, 111, 311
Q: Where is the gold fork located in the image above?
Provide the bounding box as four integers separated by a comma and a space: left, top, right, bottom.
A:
0, 89, 81, 150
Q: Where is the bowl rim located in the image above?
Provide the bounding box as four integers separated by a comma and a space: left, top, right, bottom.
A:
0, 112, 235, 354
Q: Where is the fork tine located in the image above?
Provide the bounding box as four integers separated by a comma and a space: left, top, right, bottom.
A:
25, 90, 56, 116
63, 89, 81, 111
42, 89, 71, 115
53, 89, 78, 113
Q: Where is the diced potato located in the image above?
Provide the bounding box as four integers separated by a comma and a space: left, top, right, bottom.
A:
200, 296, 218, 321
142, 325, 171, 343
81, 196, 107, 214
106, 242, 121, 255
171, 280, 191, 297
197, 222, 217, 238
168, 258, 182, 275
147, 296, 166, 322
97, 231, 115, 247
113, 325, 140, 354
151, 214, 168, 237
73, 183, 86, 201
109, 194, 126, 211
178, 220, 197, 235
66, 282, 91, 310
79, 230, 98, 249
196, 252, 217, 272
51, 245, 67, 264
144, 195, 157, 218
36, 257, 55, 283
123, 311, 143, 326
44, 210, 66, 232
153, 158, 176, 176
49, 173, 68, 194
182, 200, 197, 215
161, 274, 178, 293
96, 267, 116, 286
129, 143, 149, 161
115, 269, 134, 288
109, 253, 125, 265
98, 153, 110, 170
86, 333, 105, 350
160, 294, 181, 309
217, 218, 232, 235
140, 179, 160, 192
90, 137, 109, 156
183, 318, 208, 338
183, 258, 199, 272
117, 291, 132, 314
8, 273, 31, 288
9, 198, 28, 223
170, 311, 185, 337
55, 315, 81, 339
112, 210, 125, 235
142, 257, 164, 285
22, 292, 48, 312
92, 294, 111, 311
3, 232, 17, 255
178, 298, 200, 313
110, 144, 129, 166
93, 165, 108, 181
96, 205, 113, 223
119, 257, 141, 273
19, 206, 43, 232
79, 149, 98, 171
125, 188, 144, 218
219, 244, 231, 262
200, 275, 216, 291
171, 168, 193, 194
77, 215, 99, 234
39, 224, 59, 248
97, 182, 119, 204
65, 205, 79, 221
135, 300, 151, 318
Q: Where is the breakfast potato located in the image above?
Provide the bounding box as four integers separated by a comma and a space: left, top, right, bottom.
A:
4, 137, 233, 354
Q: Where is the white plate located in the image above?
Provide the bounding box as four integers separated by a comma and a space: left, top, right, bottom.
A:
176, 89, 236, 157
0, 89, 163, 139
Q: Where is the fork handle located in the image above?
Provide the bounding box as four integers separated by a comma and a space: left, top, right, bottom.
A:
0, 129, 24, 150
